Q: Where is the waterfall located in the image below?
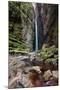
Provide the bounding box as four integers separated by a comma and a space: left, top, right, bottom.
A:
32, 3, 38, 51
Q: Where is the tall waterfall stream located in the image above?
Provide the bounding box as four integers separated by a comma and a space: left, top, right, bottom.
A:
32, 3, 38, 51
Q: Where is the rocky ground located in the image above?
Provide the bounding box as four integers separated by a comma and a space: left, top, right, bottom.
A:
8, 51, 58, 89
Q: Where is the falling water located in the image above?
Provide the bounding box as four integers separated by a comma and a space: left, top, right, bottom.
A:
32, 3, 38, 51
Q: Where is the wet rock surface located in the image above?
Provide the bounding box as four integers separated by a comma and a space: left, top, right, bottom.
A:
8, 54, 58, 88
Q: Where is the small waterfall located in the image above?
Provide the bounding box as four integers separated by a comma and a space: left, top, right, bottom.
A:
32, 3, 38, 51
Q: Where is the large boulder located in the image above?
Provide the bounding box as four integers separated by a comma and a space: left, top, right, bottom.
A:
52, 70, 58, 78
43, 70, 52, 80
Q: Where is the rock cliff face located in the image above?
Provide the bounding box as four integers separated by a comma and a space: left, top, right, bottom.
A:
41, 4, 58, 47
9, 2, 58, 52
32, 3, 58, 50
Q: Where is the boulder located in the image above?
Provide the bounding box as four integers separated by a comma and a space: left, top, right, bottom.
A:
43, 70, 52, 80
32, 66, 41, 73
52, 70, 58, 78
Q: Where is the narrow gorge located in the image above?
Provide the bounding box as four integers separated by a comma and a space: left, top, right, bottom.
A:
9, 2, 58, 88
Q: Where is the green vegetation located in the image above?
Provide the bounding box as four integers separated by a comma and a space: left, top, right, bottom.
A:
38, 45, 58, 64
9, 2, 33, 53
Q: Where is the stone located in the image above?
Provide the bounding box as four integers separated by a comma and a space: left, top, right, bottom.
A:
32, 66, 41, 73
52, 70, 58, 78
43, 70, 52, 80
29, 52, 36, 61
